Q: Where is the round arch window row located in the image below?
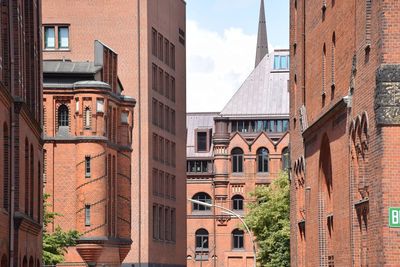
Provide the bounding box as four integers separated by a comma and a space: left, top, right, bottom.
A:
195, 228, 245, 251
191, 193, 245, 212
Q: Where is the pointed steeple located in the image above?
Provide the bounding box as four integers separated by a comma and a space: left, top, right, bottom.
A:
255, 0, 268, 67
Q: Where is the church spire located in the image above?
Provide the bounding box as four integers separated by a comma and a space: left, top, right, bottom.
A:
255, 0, 268, 67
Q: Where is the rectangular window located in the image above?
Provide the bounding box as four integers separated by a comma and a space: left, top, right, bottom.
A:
164, 39, 170, 65
171, 142, 176, 167
165, 106, 170, 132
159, 206, 164, 240
159, 103, 164, 129
171, 77, 176, 102
171, 209, 176, 241
283, 120, 289, 132
165, 140, 170, 165
273, 55, 280, 69
152, 28, 157, 56
75, 98, 80, 113
152, 98, 158, 126
44, 26, 55, 48
152, 64, 157, 91
165, 207, 170, 240
121, 111, 129, 124
197, 131, 207, 152
170, 44, 175, 69
280, 55, 288, 69
153, 169, 158, 195
158, 34, 163, 60
153, 204, 158, 239
96, 98, 104, 113
171, 176, 176, 199
58, 26, 69, 48
171, 109, 176, 134
277, 120, 283, 132
268, 120, 275, 132
158, 171, 164, 197
165, 174, 170, 198
159, 137, 164, 163
165, 73, 170, 99
85, 205, 91, 226
159, 69, 164, 95
85, 156, 91, 178
152, 134, 158, 161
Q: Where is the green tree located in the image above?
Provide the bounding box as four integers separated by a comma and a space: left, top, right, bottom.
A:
245, 172, 290, 267
43, 194, 81, 265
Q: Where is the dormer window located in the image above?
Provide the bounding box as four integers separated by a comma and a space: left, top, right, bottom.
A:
195, 129, 211, 153
273, 55, 290, 70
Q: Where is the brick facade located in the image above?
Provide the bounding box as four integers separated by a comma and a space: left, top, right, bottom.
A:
43, 42, 136, 266
41, 1, 187, 266
289, 0, 400, 266
0, 0, 43, 266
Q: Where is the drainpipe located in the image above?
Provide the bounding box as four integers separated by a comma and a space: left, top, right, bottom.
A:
8, 0, 16, 266
136, 0, 142, 265
212, 179, 216, 267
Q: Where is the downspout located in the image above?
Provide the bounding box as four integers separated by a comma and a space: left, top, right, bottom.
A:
212, 179, 216, 267
302, 0, 306, 107
9, 0, 16, 266
136, 0, 142, 265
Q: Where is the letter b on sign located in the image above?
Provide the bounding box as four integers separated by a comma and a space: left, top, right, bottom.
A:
389, 208, 400, 228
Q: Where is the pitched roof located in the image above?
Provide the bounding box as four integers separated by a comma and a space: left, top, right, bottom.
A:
255, 0, 268, 67
43, 61, 102, 74
219, 50, 290, 118
186, 112, 218, 158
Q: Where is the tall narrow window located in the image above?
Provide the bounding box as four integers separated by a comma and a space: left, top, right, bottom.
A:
195, 229, 209, 251
85, 156, 91, 178
232, 229, 244, 249
171, 77, 176, 102
153, 204, 158, 239
165, 207, 170, 240
159, 69, 164, 95
152, 64, 157, 91
232, 148, 244, 173
158, 33, 163, 60
257, 148, 269, 173
84, 107, 91, 129
58, 104, 69, 127
171, 209, 176, 241
322, 44, 326, 96
196, 131, 208, 152
44, 26, 55, 48
282, 147, 290, 170
25, 139, 29, 214
3, 123, 9, 211
159, 206, 164, 240
170, 44, 175, 69
85, 205, 91, 226
164, 39, 170, 65
152, 28, 157, 56
58, 26, 69, 48
30, 145, 34, 217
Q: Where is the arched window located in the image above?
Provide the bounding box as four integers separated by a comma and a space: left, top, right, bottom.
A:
30, 144, 34, 217
232, 148, 243, 173
282, 147, 290, 170
195, 229, 209, 251
3, 123, 9, 211
25, 138, 29, 214
232, 229, 244, 249
58, 104, 69, 127
257, 147, 269, 173
84, 107, 91, 128
192, 192, 211, 211
232, 195, 244, 211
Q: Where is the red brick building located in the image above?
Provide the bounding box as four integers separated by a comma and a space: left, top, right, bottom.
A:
41, 1, 187, 266
186, 2, 290, 265
0, 0, 43, 266
43, 41, 135, 266
290, 0, 400, 266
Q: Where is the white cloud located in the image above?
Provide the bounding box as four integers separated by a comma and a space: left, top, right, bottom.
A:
186, 20, 257, 112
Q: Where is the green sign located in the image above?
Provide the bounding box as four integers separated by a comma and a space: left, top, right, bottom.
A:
389, 208, 400, 227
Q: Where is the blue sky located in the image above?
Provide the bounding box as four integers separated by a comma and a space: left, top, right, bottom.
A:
186, 0, 290, 112
187, 0, 289, 48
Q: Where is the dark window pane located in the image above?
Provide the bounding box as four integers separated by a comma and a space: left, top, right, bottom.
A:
197, 132, 207, 152
283, 120, 289, 132
277, 120, 283, 132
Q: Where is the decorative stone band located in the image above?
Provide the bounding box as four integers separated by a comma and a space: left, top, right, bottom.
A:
375, 64, 400, 125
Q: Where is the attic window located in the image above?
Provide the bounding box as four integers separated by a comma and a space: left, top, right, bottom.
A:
196, 129, 211, 153
273, 55, 289, 70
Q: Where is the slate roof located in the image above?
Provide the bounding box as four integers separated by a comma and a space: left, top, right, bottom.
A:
219, 50, 290, 118
186, 112, 218, 158
43, 61, 102, 74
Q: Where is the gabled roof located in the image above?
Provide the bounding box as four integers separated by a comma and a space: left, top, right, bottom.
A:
219, 50, 290, 118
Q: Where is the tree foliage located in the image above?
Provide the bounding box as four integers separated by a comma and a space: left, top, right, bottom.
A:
245, 172, 290, 267
43, 194, 81, 265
